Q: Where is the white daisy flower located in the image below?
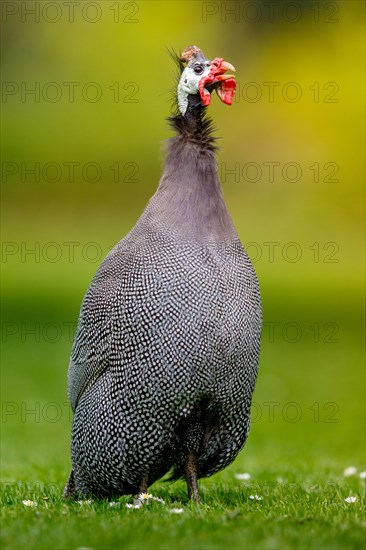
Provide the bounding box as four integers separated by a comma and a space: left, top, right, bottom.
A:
133, 492, 165, 505
359, 471, 366, 479
249, 495, 262, 501
344, 496, 357, 503
138, 492, 153, 500
77, 500, 93, 505
125, 493, 165, 509
151, 496, 165, 504
235, 473, 251, 480
126, 502, 142, 509
22, 500, 38, 507
343, 466, 357, 477
169, 508, 184, 514
109, 501, 120, 507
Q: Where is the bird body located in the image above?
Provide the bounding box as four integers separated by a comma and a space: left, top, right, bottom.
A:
65, 47, 262, 500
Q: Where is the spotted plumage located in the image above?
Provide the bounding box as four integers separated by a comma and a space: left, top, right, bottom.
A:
64, 46, 262, 501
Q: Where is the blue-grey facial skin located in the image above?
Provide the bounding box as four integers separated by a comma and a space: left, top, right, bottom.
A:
177, 59, 211, 115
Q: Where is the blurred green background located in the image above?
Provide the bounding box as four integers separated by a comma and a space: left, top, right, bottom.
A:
1, 0, 365, 484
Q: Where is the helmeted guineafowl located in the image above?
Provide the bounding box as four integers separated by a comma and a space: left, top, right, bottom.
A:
64, 45, 262, 502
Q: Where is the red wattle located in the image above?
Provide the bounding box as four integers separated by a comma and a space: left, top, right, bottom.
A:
218, 78, 236, 105
199, 85, 211, 106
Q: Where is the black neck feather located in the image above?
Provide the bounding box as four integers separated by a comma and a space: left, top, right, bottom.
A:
168, 94, 217, 152
145, 95, 235, 241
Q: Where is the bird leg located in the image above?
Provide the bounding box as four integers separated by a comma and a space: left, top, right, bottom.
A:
138, 474, 148, 495
132, 475, 149, 507
63, 469, 76, 499
185, 450, 200, 503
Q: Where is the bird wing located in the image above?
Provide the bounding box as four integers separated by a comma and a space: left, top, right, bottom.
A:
67, 237, 133, 411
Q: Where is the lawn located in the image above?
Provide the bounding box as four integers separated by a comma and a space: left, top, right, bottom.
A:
1, 464, 365, 549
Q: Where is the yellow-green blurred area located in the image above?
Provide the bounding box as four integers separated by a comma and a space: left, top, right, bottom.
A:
1, 0, 365, 481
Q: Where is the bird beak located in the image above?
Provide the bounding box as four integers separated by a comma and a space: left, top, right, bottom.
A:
212, 60, 236, 76
199, 58, 237, 107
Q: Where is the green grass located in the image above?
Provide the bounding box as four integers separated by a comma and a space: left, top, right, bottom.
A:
1, 465, 365, 550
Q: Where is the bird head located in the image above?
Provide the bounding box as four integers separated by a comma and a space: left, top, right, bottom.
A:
177, 45, 236, 115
